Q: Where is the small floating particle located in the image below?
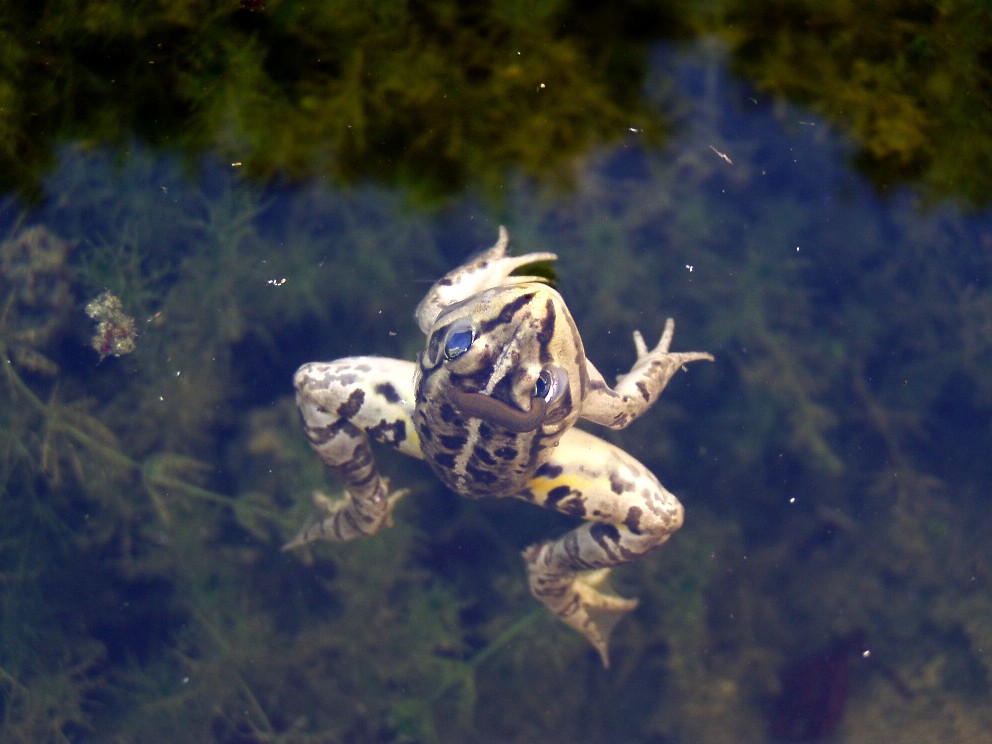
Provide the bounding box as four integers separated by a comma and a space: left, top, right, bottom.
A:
85, 290, 137, 360
709, 145, 733, 165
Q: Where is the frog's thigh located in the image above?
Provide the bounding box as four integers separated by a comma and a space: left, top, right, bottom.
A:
519, 428, 683, 665
295, 356, 422, 463
288, 357, 420, 548
522, 427, 684, 569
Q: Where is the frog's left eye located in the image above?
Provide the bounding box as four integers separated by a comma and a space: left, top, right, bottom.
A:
533, 366, 568, 405
443, 322, 475, 360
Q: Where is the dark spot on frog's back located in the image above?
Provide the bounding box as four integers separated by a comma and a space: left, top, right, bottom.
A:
440, 432, 468, 450
337, 389, 365, 418
432, 451, 456, 470
467, 464, 498, 484
375, 382, 402, 404
499, 293, 533, 324
439, 402, 458, 424
480, 293, 534, 333
473, 444, 496, 465
536, 299, 556, 347
494, 445, 518, 460
536, 462, 563, 479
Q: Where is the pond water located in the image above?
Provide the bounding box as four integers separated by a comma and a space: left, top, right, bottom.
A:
1, 5, 990, 743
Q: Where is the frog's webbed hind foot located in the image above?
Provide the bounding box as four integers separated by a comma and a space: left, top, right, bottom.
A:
283, 483, 410, 551
523, 545, 639, 667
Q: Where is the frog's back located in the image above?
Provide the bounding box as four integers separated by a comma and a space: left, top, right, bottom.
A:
413, 282, 585, 499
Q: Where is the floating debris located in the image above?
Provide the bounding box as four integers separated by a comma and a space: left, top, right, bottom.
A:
86, 291, 137, 360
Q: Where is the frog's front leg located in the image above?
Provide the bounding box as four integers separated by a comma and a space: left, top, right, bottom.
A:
284, 357, 421, 550
583, 318, 713, 430
518, 428, 684, 667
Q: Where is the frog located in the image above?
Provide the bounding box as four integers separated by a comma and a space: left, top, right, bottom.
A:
286, 227, 713, 666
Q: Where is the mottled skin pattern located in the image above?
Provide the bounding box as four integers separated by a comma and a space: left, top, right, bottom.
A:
287, 227, 713, 666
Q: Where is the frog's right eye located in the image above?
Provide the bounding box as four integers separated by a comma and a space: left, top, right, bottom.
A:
443, 322, 475, 360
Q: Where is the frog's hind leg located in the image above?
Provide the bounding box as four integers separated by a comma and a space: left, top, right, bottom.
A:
285, 357, 421, 549
519, 428, 684, 667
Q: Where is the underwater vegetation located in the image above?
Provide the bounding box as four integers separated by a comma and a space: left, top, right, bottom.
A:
5, 151, 633, 742
767, 630, 913, 742
719, 0, 992, 206
2, 2, 990, 206
2, 112, 986, 741
494, 42, 992, 741
0, 0, 677, 203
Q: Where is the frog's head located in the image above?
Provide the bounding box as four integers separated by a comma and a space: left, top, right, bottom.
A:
416, 283, 585, 433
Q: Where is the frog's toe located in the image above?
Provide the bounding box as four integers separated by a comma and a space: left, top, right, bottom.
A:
580, 567, 613, 588
282, 489, 337, 550
383, 486, 411, 528
570, 572, 639, 667
524, 548, 638, 667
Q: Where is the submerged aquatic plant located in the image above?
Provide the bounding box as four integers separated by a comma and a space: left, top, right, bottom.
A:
0, 1, 672, 204
3, 147, 577, 742
0, 224, 74, 375
719, 0, 992, 205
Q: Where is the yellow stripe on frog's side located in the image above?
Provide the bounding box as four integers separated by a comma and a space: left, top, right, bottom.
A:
523, 473, 598, 507
518, 469, 615, 524
517, 426, 678, 532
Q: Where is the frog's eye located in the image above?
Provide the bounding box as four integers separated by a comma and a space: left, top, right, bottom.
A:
533, 366, 568, 405
443, 322, 475, 360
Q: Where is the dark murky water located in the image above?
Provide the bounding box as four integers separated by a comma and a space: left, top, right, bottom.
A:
2, 5, 990, 742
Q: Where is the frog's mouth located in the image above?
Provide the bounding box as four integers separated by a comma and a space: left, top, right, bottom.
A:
450, 390, 547, 433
